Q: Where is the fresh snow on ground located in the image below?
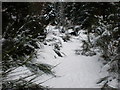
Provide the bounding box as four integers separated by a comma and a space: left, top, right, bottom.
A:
7, 25, 117, 88
38, 36, 107, 88
34, 26, 108, 88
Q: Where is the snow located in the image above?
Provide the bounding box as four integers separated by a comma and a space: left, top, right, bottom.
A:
6, 25, 117, 88
11, 15, 16, 21
108, 79, 118, 88
67, 29, 73, 33
7, 66, 32, 81
33, 26, 109, 88
39, 36, 107, 88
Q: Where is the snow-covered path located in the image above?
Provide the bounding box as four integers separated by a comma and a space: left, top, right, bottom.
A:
7, 33, 107, 88
39, 37, 106, 88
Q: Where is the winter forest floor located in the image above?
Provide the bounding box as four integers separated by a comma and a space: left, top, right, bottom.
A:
39, 36, 107, 88
33, 26, 109, 88
8, 26, 110, 88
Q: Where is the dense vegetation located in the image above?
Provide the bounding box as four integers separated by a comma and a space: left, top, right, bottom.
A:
63, 2, 120, 88
2, 2, 119, 89
2, 2, 56, 90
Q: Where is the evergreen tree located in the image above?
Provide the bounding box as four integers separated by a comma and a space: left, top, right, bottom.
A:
62, 2, 119, 88
2, 2, 56, 90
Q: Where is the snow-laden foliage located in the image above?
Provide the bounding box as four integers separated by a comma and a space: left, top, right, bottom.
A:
44, 25, 65, 57
56, 2, 119, 88
72, 3, 119, 88
2, 2, 56, 90
2, 2, 119, 89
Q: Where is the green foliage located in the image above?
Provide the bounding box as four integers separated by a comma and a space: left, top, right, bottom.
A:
26, 63, 53, 75
2, 2, 119, 89
2, 2, 56, 90
63, 2, 119, 88
79, 2, 120, 88
2, 79, 48, 90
